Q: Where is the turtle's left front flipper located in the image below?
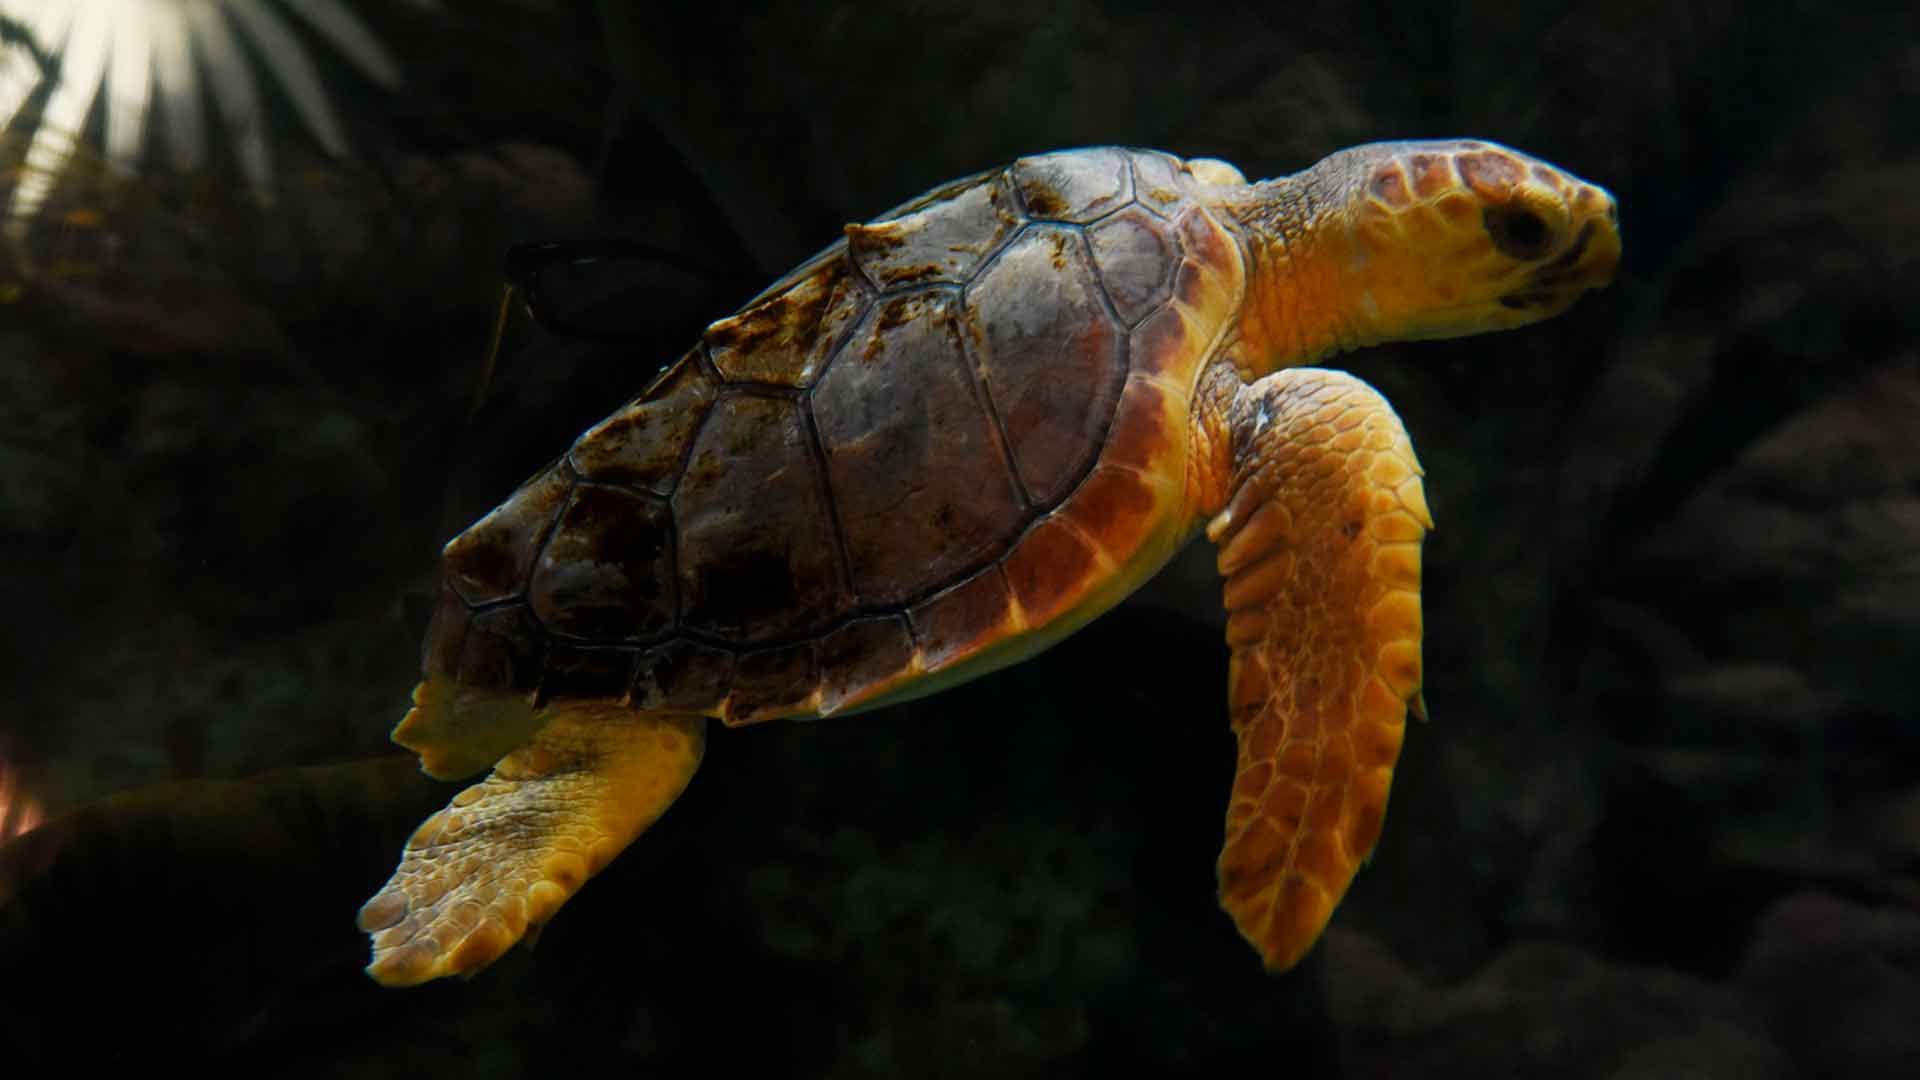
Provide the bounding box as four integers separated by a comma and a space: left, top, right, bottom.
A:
1205, 367, 1430, 971
358, 703, 705, 986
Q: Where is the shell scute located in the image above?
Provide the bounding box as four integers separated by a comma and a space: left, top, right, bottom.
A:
632, 640, 734, 713
538, 645, 640, 703
965, 225, 1126, 505
1058, 463, 1164, 560
568, 351, 716, 493
816, 615, 918, 715
1001, 515, 1100, 627
1099, 372, 1185, 476
1011, 147, 1132, 223
846, 173, 1022, 290
1127, 150, 1187, 213
1174, 204, 1238, 282
705, 259, 870, 388
908, 564, 1021, 672
673, 394, 850, 641
814, 290, 1024, 606
1088, 206, 1179, 326
1128, 303, 1198, 382
527, 484, 675, 641
728, 640, 819, 725
441, 466, 574, 607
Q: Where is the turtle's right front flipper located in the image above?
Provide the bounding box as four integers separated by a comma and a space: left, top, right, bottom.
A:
358, 701, 705, 986
1204, 367, 1429, 970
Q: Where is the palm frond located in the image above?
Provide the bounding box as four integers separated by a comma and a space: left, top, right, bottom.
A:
226, 0, 350, 157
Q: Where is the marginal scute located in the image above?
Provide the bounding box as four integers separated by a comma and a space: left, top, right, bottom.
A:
568, 351, 717, 493
1098, 372, 1183, 476
442, 466, 573, 606
728, 640, 818, 725
1174, 205, 1237, 285
1002, 516, 1099, 627
909, 564, 1019, 672
537, 645, 639, 703
1055, 464, 1164, 561
1011, 147, 1131, 223
527, 484, 676, 641
966, 225, 1126, 505
704, 258, 870, 388
846, 174, 1022, 289
674, 393, 850, 641
815, 290, 1024, 606
1128, 303, 1195, 381
632, 640, 733, 713
1088, 206, 1179, 326
816, 615, 918, 715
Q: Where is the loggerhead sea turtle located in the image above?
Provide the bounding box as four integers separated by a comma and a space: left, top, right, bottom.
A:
358, 140, 1620, 986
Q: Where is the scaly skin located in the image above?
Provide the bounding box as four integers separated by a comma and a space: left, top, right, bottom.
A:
359, 702, 703, 985
1186, 140, 1619, 969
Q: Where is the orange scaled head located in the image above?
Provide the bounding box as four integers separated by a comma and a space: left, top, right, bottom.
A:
1237, 139, 1620, 361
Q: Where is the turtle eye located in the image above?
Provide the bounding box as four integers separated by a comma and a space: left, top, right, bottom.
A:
1484, 204, 1553, 261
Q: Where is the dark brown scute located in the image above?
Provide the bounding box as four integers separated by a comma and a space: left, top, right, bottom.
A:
847, 175, 1021, 290
730, 640, 819, 723
816, 616, 917, 714
528, 484, 675, 640
705, 260, 870, 387
816, 290, 1025, 606
673, 393, 851, 641
442, 467, 572, 606
537, 645, 639, 705
568, 355, 717, 494
908, 564, 1018, 672
632, 640, 734, 712
966, 225, 1127, 506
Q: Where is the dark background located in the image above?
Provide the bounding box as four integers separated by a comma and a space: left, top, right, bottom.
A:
1, 1, 1915, 1075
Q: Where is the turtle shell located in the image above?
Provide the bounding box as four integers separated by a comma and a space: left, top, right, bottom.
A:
426, 147, 1248, 724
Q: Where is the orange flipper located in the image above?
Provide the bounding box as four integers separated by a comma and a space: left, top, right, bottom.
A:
1205, 367, 1429, 970
359, 702, 705, 986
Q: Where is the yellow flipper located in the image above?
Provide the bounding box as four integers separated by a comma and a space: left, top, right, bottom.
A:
358, 702, 705, 986
1205, 367, 1429, 970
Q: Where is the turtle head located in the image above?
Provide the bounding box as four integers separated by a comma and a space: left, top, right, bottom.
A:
1234, 139, 1620, 365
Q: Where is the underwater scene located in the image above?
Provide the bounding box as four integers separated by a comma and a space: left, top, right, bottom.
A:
1, 1, 1914, 1075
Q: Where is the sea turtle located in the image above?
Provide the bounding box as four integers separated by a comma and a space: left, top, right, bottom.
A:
358, 140, 1620, 986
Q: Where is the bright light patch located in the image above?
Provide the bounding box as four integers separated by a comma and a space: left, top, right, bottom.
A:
0, 0, 441, 221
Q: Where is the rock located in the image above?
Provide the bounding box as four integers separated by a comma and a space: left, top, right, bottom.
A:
1323, 933, 1784, 1077
1740, 891, 1920, 1079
